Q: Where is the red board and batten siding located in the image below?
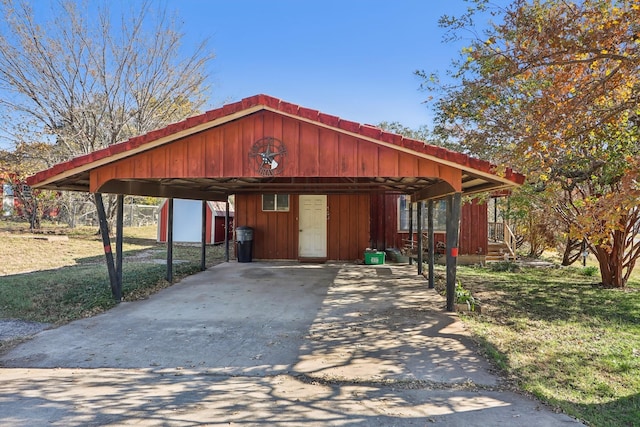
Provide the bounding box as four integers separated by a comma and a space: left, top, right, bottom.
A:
28, 94, 524, 190
458, 199, 488, 256
235, 194, 369, 261
370, 194, 487, 256
235, 194, 299, 260
327, 194, 370, 261
89, 110, 462, 193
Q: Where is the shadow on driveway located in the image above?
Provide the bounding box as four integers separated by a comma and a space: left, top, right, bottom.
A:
0, 262, 583, 426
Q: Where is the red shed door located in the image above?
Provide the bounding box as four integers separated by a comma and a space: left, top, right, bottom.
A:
299, 195, 327, 258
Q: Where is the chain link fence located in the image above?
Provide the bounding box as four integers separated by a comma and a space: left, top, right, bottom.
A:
67, 201, 159, 228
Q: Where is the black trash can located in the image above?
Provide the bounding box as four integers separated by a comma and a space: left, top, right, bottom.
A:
236, 226, 254, 263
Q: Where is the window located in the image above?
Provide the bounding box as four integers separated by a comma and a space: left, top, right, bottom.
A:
398, 195, 447, 232
262, 194, 290, 212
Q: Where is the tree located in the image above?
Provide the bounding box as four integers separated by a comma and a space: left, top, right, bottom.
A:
502, 184, 558, 258
0, 143, 59, 229
377, 121, 461, 151
421, 0, 640, 287
0, 0, 214, 225
378, 121, 432, 141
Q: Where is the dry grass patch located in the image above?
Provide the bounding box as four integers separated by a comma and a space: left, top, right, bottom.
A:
0, 222, 161, 275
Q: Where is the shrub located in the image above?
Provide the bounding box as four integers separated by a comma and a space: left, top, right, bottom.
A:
488, 261, 520, 273
582, 265, 599, 277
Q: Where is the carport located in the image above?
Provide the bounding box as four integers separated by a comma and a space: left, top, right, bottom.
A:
27, 94, 524, 311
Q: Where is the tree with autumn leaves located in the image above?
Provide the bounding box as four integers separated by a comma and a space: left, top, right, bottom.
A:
422, 0, 639, 287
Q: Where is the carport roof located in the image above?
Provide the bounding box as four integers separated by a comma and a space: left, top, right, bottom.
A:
27, 94, 524, 200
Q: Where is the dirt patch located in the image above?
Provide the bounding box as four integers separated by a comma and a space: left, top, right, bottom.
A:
0, 319, 51, 341
0, 226, 70, 235
4, 233, 69, 242
0, 320, 51, 356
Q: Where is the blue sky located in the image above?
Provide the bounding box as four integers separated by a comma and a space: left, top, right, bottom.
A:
173, 0, 498, 129
1, 1, 506, 150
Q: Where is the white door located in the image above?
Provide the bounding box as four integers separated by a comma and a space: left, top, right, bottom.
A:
299, 195, 327, 258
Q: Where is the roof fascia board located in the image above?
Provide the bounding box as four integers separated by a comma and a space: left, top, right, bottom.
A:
32, 105, 267, 189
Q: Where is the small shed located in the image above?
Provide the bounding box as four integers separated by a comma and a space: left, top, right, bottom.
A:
1, 183, 15, 216
158, 199, 234, 244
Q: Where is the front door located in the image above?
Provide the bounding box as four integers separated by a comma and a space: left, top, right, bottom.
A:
299, 195, 327, 258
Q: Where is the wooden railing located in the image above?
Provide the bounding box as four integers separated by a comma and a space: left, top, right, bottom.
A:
488, 222, 517, 259
488, 222, 504, 242
503, 223, 517, 259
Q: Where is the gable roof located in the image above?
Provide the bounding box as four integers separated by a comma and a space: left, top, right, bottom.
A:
27, 94, 524, 200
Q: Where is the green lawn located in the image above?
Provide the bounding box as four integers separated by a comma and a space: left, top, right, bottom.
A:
0, 222, 229, 325
453, 263, 640, 426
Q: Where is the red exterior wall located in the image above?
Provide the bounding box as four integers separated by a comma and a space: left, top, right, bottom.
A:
370, 194, 487, 256
213, 216, 234, 244
159, 202, 168, 242
91, 110, 462, 193
459, 197, 488, 256
234, 193, 370, 261
327, 194, 371, 260
205, 207, 212, 243
159, 194, 486, 256
234, 194, 299, 260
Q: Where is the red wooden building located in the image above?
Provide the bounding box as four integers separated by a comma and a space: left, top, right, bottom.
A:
28, 94, 523, 263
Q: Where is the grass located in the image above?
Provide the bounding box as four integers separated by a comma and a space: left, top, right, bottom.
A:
0, 220, 230, 326
451, 263, 640, 426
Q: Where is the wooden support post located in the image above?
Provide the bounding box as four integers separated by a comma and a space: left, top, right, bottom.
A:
408, 201, 414, 265
427, 199, 435, 289
225, 198, 230, 262
446, 193, 462, 312
201, 200, 207, 271
95, 193, 120, 302
167, 198, 174, 283
417, 201, 423, 275
115, 194, 124, 302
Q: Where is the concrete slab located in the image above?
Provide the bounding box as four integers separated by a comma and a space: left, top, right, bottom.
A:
0, 368, 581, 426
0, 262, 583, 425
2, 262, 337, 372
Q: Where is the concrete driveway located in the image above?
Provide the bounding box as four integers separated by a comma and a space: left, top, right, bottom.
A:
0, 262, 582, 426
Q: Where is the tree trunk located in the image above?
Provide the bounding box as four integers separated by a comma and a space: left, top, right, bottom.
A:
561, 237, 583, 266
89, 193, 119, 233
594, 229, 627, 288
105, 194, 119, 231
29, 205, 40, 231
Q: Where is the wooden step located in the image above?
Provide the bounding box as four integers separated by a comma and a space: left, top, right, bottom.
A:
486, 242, 515, 262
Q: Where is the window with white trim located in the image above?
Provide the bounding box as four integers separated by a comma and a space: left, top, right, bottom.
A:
398, 195, 447, 232
262, 194, 290, 212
